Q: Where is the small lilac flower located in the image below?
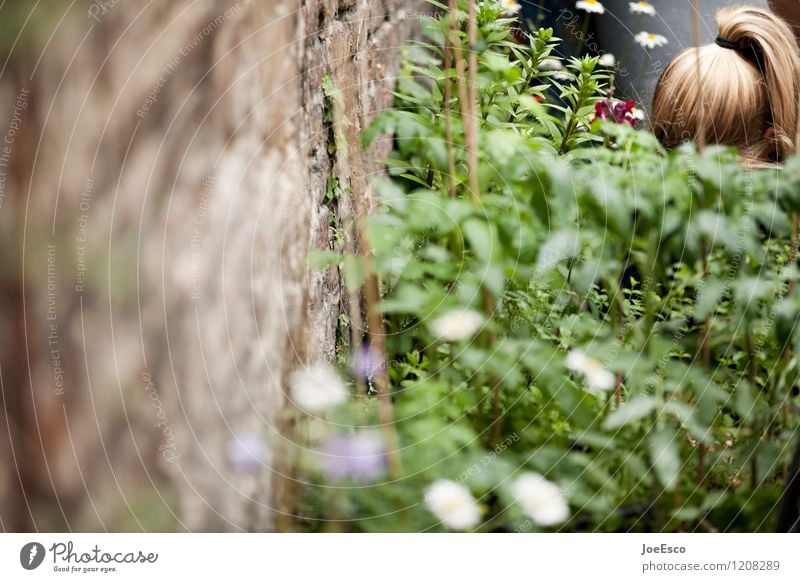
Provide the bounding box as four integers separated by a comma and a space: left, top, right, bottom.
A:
352, 345, 386, 381
227, 433, 267, 474
318, 431, 386, 483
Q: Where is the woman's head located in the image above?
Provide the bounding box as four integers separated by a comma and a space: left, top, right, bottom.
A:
651, 5, 800, 165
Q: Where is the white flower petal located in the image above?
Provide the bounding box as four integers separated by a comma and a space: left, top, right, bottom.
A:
576, 0, 605, 14
598, 53, 616, 67
430, 309, 484, 342
425, 479, 482, 530
586, 364, 617, 392
635, 31, 668, 49
629, 1, 656, 16
566, 350, 616, 392
565, 349, 588, 372
539, 57, 564, 71
290, 363, 348, 413
511, 472, 570, 526
499, 0, 522, 13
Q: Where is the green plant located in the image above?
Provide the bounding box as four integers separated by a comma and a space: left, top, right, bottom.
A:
296, 0, 800, 533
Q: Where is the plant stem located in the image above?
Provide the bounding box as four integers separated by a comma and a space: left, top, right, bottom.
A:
444, 3, 458, 198
642, 233, 659, 354
697, 444, 706, 485
691, 0, 706, 152
361, 254, 403, 477
558, 68, 594, 155
466, 0, 480, 205
559, 109, 580, 155
690, 0, 711, 474
462, 0, 501, 443
743, 328, 760, 489
348, 288, 366, 397
613, 247, 627, 407
783, 211, 798, 481
327, 67, 402, 475
449, 2, 477, 205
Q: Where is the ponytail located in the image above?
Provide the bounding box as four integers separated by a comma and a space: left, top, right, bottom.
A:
652, 6, 800, 165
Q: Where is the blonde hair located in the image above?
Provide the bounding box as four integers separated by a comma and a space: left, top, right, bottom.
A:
651, 5, 800, 166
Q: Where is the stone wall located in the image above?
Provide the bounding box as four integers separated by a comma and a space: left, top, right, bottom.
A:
0, 0, 420, 531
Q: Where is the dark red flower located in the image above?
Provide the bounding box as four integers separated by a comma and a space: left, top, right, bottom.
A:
592, 99, 638, 127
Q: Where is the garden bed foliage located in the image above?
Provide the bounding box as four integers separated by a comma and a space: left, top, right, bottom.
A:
299, 0, 800, 532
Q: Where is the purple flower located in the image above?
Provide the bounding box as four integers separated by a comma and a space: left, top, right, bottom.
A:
227, 433, 267, 474
318, 431, 386, 483
352, 345, 386, 381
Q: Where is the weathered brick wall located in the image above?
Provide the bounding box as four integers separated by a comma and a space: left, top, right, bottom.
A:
304, 0, 422, 362
0, 0, 420, 531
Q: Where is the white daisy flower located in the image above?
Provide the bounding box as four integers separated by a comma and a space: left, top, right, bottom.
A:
511, 472, 570, 527
635, 31, 668, 49
425, 479, 482, 530
539, 57, 564, 71
629, 1, 656, 16
430, 309, 484, 341
290, 363, 348, 413
576, 0, 605, 14
632, 106, 645, 121
499, 0, 522, 13
598, 53, 616, 67
565, 349, 616, 392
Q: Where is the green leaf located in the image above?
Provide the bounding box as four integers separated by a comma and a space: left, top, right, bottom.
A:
308, 250, 341, 269
462, 218, 497, 262
733, 277, 772, 317
361, 113, 393, 148
671, 506, 701, 521
603, 396, 658, 430
322, 75, 344, 109
649, 426, 681, 491
701, 491, 729, 510
734, 381, 757, 423
536, 230, 580, 273
584, 181, 631, 236
694, 210, 741, 255
481, 51, 512, 73
341, 255, 364, 291
380, 284, 430, 314
694, 279, 726, 319
663, 400, 712, 445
